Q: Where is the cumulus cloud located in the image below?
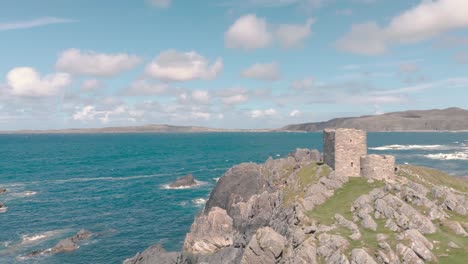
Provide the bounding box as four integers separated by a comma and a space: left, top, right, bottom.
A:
124, 79, 168, 95
81, 79, 103, 91
56, 49, 141, 77
222, 94, 248, 105
249, 108, 277, 118
290, 77, 314, 90
6, 67, 71, 97
73, 104, 144, 123
191, 90, 211, 104
225, 15, 314, 50
0, 17, 75, 31
145, 50, 223, 82
289, 109, 301, 117
225, 14, 272, 50
336, 0, 468, 55
276, 18, 314, 48
148, 0, 171, 8
241, 62, 281, 81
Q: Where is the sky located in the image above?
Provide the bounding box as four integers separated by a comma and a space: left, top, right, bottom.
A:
0, 0, 467, 130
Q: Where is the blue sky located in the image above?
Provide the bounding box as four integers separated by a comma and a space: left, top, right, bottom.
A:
0, 0, 467, 130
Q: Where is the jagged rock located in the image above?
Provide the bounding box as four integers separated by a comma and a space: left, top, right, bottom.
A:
302, 183, 333, 211
317, 233, 349, 263
335, 214, 361, 240
284, 237, 317, 264
385, 219, 400, 232
396, 244, 424, 264
398, 229, 435, 262
374, 194, 436, 234
441, 220, 468, 236
350, 248, 377, 264
26, 230, 93, 257
377, 242, 400, 264
376, 234, 388, 242
289, 148, 321, 163
123, 245, 182, 264
205, 163, 266, 214
183, 207, 234, 254
168, 174, 197, 188
241, 227, 286, 264
361, 214, 377, 231
432, 186, 468, 215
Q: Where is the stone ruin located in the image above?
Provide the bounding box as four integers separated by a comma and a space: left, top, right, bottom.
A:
323, 128, 396, 180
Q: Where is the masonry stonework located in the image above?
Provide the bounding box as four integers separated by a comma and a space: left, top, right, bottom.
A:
323, 128, 367, 177
360, 154, 396, 181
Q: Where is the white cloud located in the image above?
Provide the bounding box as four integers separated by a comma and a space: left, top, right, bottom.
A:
145, 50, 223, 81
276, 18, 314, 48
125, 79, 168, 95
81, 79, 103, 91
250, 108, 277, 118
290, 77, 314, 90
191, 90, 211, 104
222, 94, 248, 105
73, 104, 144, 123
56, 49, 141, 77
148, 0, 171, 8
337, 0, 468, 55
0, 17, 75, 31
73, 105, 99, 121
6, 67, 71, 97
191, 111, 211, 120
289, 109, 301, 117
241, 62, 281, 81
225, 14, 272, 50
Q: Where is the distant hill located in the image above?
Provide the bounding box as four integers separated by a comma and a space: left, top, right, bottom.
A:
280, 107, 468, 132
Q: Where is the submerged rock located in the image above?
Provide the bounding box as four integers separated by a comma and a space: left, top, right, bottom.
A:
25, 229, 93, 257
169, 174, 197, 188
0, 188, 6, 194
0, 202, 6, 213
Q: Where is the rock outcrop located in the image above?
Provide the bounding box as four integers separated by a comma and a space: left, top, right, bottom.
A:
0, 188, 6, 194
0, 202, 6, 213
169, 174, 197, 188
25, 229, 93, 257
124, 150, 468, 264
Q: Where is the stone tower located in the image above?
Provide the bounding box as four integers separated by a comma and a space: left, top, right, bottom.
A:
323, 128, 367, 177
360, 154, 396, 181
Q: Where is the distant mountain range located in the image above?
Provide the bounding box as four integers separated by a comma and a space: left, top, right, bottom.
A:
2, 108, 467, 134
281, 107, 468, 132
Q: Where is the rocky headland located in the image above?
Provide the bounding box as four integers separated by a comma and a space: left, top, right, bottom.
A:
124, 148, 468, 264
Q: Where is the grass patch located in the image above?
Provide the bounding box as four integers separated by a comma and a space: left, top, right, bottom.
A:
282, 163, 322, 206
398, 165, 468, 194
306, 177, 385, 225
426, 224, 468, 264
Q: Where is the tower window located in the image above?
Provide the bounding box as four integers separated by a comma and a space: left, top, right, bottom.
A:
351, 162, 354, 167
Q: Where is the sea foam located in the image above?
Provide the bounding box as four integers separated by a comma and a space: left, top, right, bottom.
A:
424, 152, 468, 161
369, 144, 447, 151
161, 180, 208, 190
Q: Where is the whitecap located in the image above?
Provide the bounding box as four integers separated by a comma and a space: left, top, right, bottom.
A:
276, 154, 281, 157
369, 144, 447, 151
20, 229, 69, 246
424, 152, 468, 161
213, 177, 220, 182
161, 180, 208, 190
192, 198, 207, 206
0, 207, 7, 213
53, 173, 169, 184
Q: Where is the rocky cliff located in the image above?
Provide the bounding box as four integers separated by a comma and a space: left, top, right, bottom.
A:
124, 149, 468, 264
281, 108, 468, 132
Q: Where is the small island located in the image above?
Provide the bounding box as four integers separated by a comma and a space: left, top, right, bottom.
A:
168, 174, 198, 189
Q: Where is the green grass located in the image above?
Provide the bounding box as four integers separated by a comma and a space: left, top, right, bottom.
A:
283, 163, 322, 206
426, 223, 468, 264
306, 177, 385, 225
398, 165, 468, 194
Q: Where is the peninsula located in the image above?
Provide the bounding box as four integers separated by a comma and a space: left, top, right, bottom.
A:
124, 128, 468, 264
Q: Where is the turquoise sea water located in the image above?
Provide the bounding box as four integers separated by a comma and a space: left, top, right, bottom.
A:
0, 132, 467, 264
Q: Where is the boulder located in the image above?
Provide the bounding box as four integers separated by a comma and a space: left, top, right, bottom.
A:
241, 227, 286, 264
396, 244, 424, 264
123, 244, 182, 264
350, 248, 377, 264
183, 207, 234, 254
289, 148, 321, 163
441, 221, 468, 236
168, 174, 196, 188
398, 229, 435, 262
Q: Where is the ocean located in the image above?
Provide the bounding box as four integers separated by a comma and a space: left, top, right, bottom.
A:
0, 132, 467, 264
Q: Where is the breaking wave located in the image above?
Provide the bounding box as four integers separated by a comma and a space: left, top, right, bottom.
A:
192, 198, 207, 206
53, 173, 170, 184
369, 144, 448, 151
424, 152, 468, 161
161, 180, 208, 190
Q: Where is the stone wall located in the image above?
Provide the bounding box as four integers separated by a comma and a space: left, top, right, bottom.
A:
323, 128, 367, 177
360, 154, 396, 181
